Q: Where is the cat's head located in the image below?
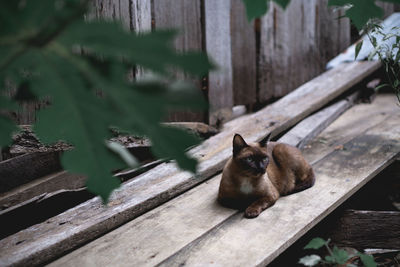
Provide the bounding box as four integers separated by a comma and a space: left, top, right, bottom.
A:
232, 133, 270, 175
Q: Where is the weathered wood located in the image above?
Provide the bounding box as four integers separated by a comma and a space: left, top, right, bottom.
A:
278, 91, 360, 149
303, 94, 399, 164
258, 0, 351, 102
204, 0, 233, 126
231, 0, 256, 106
0, 171, 86, 211
49, 96, 400, 267
0, 152, 62, 194
330, 210, 400, 249
0, 61, 380, 267
153, 0, 204, 122
377, 2, 395, 19
155, 115, 400, 267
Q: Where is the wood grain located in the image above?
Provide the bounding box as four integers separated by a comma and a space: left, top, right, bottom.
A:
231, 0, 257, 106
0, 152, 62, 194
0, 61, 380, 267
204, 0, 233, 126
330, 210, 400, 249
258, 0, 351, 102
153, 0, 204, 122
278, 91, 360, 149
49, 95, 400, 267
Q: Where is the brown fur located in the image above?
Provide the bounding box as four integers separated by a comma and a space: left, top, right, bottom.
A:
218, 134, 315, 218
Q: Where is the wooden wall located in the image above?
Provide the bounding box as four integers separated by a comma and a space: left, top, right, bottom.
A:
12, 0, 398, 126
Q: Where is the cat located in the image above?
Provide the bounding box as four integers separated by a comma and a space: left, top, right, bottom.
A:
218, 133, 315, 218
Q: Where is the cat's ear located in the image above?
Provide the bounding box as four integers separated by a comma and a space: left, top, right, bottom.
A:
233, 134, 248, 155
259, 132, 271, 147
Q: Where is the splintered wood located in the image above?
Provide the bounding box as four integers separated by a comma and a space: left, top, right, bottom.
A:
48, 94, 400, 267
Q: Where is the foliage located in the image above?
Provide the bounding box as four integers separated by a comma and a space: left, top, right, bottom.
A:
360, 22, 400, 102
0, 0, 213, 202
299, 238, 377, 267
242, 0, 400, 27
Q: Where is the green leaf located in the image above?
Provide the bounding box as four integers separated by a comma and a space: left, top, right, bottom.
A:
242, 0, 269, 21
328, 0, 384, 30
355, 41, 363, 60
298, 255, 321, 266
374, 83, 389, 91
60, 21, 213, 76
242, 0, 291, 21
273, 0, 291, 9
358, 253, 377, 267
31, 51, 124, 202
304, 238, 327, 250
331, 246, 350, 265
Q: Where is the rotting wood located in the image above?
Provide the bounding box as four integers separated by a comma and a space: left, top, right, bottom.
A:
329, 210, 400, 250
0, 159, 163, 213
0, 171, 86, 211
204, 0, 233, 126
0, 152, 62, 194
278, 91, 361, 149
0, 61, 381, 267
48, 98, 400, 267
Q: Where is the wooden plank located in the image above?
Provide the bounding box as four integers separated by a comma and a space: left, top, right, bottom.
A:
0, 171, 85, 210
0, 61, 380, 267
153, 0, 204, 122
258, 0, 351, 102
48, 96, 400, 267
155, 114, 400, 267
330, 210, 400, 249
258, 0, 319, 100
231, 0, 257, 106
0, 152, 62, 194
278, 91, 360, 149
303, 94, 399, 164
204, 0, 233, 126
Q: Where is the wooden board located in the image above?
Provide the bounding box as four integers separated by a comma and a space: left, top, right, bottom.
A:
231, 0, 257, 106
303, 94, 399, 164
204, 0, 233, 126
329, 210, 400, 249
0, 61, 380, 267
48, 95, 400, 267
0, 152, 62, 194
258, 0, 350, 102
0, 171, 85, 210
278, 91, 360, 149
153, 0, 204, 122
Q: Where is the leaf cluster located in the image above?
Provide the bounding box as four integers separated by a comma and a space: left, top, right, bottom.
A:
299, 237, 377, 267
0, 0, 213, 201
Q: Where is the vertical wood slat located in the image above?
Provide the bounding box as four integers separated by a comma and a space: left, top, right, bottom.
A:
258, 0, 351, 103
153, 0, 205, 122
204, 0, 233, 126
230, 0, 256, 107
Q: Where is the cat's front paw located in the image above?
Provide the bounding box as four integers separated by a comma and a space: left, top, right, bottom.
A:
245, 206, 261, 218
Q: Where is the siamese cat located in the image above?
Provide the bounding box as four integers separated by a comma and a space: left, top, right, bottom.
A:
218, 133, 315, 218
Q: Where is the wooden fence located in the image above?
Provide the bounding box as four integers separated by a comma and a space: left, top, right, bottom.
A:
12, 0, 398, 126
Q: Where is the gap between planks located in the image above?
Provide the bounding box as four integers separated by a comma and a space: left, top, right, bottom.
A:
0, 61, 381, 267
48, 94, 400, 266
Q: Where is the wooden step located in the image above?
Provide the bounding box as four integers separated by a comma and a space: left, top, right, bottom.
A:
0, 61, 381, 267
48, 94, 400, 267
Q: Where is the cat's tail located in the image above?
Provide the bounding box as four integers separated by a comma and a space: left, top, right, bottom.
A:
292, 168, 315, 194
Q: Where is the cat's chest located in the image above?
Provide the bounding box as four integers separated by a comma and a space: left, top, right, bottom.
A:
239, 180, 254, 194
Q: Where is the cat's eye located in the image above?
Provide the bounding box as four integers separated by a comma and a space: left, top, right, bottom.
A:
262, 157, 269, 162
245, 157, 253, 163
